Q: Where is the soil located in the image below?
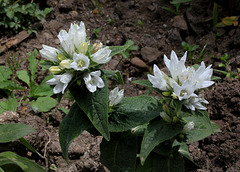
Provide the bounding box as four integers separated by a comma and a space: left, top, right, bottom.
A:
0, 0, 240, 171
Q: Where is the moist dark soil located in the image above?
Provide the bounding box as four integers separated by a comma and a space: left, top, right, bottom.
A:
0, 0, 240, 171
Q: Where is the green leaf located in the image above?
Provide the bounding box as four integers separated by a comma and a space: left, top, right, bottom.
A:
29, 83, 53, 98
39, 60, 53, 71
28, 49, 38, 82
102, 69, 124, 84
0, 80, 24, 90
58, 107, 69, 114
136, 155, 152, 172
19, 138, 44, 158
100, 133, 137, 172
140, 119, 183, 164
0, 98, 18, 114
152, 146, 184, 172
69, 74, 110, 140
0, 66, 12, 82
184, 110, 220, 143
30, 97, 57, 113
59, 103, 91, 162
109, 95, 162, 132
0, 123, 35, 143
16, 70, 30, 87
173, 141, 194, 162
170, 0, 192, 5
132, 80, 152, 87
0, 151, 46, 172
109, 40, 137, 57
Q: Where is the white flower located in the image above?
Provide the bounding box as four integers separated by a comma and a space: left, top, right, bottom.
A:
164, 51, 187, 83
147, 64, 169, 91
70, 53, 89, 71
191, 61, 214, 89
58, 22, 86, 56
160, 112, 172, 123
39, 45, 60, 62
91, 47, 112, 64
83, 71, 104, 93
183, 95, 209, 111
109, 87, 124, 107
46, 73, 73, 94
172, 80, 197, 101
182, 121, 195, 133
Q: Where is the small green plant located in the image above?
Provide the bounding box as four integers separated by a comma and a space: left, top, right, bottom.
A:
215, 54, 240, 79
162, 0, 192, 14
93, 27, 102, 37
0, 0, 52, 35
181, 41, 208, 64
0, 49, 57, 114
137, 19, 143, 28
0, 123, 46, 171
108, 18, 113, 25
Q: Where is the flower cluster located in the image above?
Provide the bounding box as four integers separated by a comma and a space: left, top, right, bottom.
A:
39, 22, 112, 94
148, 50, 214, 111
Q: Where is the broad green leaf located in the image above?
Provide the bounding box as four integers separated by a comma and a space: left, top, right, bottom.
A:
100, 134, 137, 172
173, 141, 194, 162
0, 151, 46, 172
132, 80, 152, 88
16, 70, 30, 87
0, 123, 35, 143
109, 96, 162, 132
102, 70, 124, 84
184, 110, 220, 143
0, 66, 12, 82
0, 98, 18, 114
109, 40, 137, 57
19, 138, 44, 158
30, 96, 57, 113
152, 146, 184, 172
59, 103, 91, 162
69, 74, 110, 140
0, 163, 22, 172
0, 167, 4, 172
29, 83, 53, 98
136, 156, 152, 172
28, 49, 38, 82
140, 119, 183, 164
0, 80, 24, 90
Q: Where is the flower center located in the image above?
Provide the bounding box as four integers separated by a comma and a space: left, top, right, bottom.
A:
77, 60, 85, 67
180, 90, 188, 97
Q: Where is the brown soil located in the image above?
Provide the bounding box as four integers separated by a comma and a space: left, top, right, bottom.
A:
0, 0, 240, 171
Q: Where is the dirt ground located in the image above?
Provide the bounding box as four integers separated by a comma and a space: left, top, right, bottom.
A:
0, 0, 240, 171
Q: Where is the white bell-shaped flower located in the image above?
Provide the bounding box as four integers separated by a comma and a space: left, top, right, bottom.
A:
147, 64, 169, 91
183, 95, 209, 111
91, 47, 111, 64
57, 22, 86, 56
39, 45, 60, 62
83, 71, 104, 93
109, 87, 124, 107
46, 72, 73, 94
182, 121, 195, 133
70, 53, 89, 71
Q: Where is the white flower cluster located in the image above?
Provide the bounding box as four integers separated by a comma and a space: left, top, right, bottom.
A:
148, 51, 214, 111
39, 22, 112, 94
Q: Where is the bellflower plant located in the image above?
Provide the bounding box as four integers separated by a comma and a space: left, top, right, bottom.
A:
39, 21, 218, 172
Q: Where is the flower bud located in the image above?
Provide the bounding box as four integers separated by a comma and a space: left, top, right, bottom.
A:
78, 42, 88, 54
59, 59, 72, 69
49, 66, 62, 74
92, 41, 103, 54
182, 121, 195, 133
57, 54, 67, 61
160, 112, 172, 123
163, 104, 170, 116
162, 91, 171, 97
